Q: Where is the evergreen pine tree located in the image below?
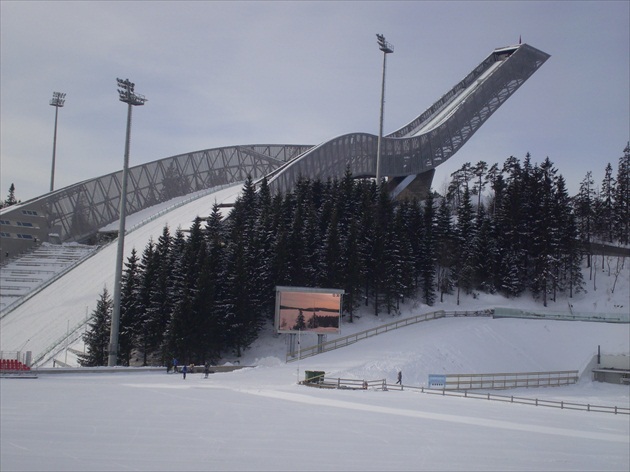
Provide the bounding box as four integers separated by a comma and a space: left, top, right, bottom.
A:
390, 203, 415, 310
251, 177, 277, 322
135, 239, 157, 365
285, 179, 310, 286
596, 163, 616, 243
2, 183, 18, 208
614, 143, 630, 244
202, 202, 227, 359
78, 287, 113, 367
471, 203, 497, 293
370, 183, 394, 315
500, 253, 522, 298
454, 187, 476, 303
144, 225, 174, 363
221, 178, 264, 357
118, 249, 140, 366
447, 163, 473, 209
420, 193, 437, 306
340, 215, 362, 321
520, 154, 539, 287
435, 196, 455, 302
357, 181, 378, 309
472, 161, 488, 210
530, 159, 558, 306
574, 171, 596, 267
554, 175, 584, 298
497, 156, 528, 296
302, 199, 323, 286
322, 207, 343, 289
165, 220, 207, 363
485, 163, 505, 218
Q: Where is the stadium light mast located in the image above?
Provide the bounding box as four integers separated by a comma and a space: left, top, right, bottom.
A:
108, 78, 147, 367
49, 92, 66, 192
375, 34, 393, 184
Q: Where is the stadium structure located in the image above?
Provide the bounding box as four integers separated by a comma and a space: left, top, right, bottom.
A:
1, 43, 550, 365
1, 43, 549, 262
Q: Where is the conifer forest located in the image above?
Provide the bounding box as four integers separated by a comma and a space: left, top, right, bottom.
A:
80, 144, 630, 367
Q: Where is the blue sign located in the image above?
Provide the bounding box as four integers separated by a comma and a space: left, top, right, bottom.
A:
428, 374, 446, 388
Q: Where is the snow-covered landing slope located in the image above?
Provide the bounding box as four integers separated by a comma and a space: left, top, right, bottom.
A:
0, 185, 244, 363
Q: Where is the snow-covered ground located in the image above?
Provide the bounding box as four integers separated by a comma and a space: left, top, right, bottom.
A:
1, 314, 628, 471
1, 183, 629, 471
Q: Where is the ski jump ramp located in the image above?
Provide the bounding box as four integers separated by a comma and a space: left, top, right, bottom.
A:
267, 43, 549, 198
1, 43, 549, 259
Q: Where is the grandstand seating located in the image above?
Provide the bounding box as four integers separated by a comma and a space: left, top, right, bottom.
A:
0, 243, 97, 312
0, 358, 31, 371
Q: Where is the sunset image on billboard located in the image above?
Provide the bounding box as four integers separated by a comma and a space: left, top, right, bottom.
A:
275, 287, 343, 334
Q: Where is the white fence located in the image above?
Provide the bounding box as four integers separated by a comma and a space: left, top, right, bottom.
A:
436, 370, 579, 390
387, 383, 629, 415
299, 374, 628, 415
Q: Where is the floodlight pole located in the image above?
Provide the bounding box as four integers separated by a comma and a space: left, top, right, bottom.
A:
108, 78, 147, 367
49, 92, 66, 192
375, 34, 393, 184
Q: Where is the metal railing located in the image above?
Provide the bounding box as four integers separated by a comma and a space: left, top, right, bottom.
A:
386, 384, 629, 415
302, 376, 388, 391
286, 310, 493, 362
299, 376, 628, 415
30, 317, 90, 367
441, 370, 579, 390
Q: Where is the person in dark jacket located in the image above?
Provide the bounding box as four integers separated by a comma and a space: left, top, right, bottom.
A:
396, 371, 402, 385
182, 364, 187, 380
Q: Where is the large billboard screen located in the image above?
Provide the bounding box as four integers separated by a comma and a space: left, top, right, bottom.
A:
275, 286, 344, 334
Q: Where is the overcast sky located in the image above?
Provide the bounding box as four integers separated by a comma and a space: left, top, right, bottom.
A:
1, 1, 628, 202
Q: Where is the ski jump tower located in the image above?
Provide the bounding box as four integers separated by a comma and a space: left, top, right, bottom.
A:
266, 43, 550, 199
0, 43, 549, 261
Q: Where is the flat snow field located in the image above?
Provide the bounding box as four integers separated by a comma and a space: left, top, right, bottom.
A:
2, 316, 629, 472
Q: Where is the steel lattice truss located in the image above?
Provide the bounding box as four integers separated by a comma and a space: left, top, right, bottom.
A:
3, 145, 312, 245
267, 43, 549, 195
1, 43, 548, 249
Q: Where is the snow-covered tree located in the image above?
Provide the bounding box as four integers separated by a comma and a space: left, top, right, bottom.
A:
143, 225, 174, 363
1, 183, 18, 208
79, 287, 113, 367
595, 163, 616, 243
420, 193, 437, 306
574, 171, 596, 267
454, 186, 476, 303
614, 143, 630, 245
118, 249, 141, 366
435, 196, 455, 302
